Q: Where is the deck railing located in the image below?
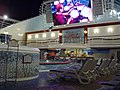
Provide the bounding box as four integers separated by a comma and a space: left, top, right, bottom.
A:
87, 35, 120, 47
1, 35, 120, 48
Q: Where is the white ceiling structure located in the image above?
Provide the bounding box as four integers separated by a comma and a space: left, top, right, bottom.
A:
0, 16, 19, 30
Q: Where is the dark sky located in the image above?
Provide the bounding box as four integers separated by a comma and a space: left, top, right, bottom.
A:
0, 0, 43, 20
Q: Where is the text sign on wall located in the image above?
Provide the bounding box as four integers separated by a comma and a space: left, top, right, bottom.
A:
62, 28, 84, 43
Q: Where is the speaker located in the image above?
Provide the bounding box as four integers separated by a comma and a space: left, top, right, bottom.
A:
93, 0, 103, 16
46, 3, 53, 23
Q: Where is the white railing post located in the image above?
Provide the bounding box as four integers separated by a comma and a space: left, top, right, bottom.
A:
101, 38, 103, 45
92, 37, 93, 44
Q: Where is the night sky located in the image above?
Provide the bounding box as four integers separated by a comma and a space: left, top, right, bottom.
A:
0, 0, 43, 20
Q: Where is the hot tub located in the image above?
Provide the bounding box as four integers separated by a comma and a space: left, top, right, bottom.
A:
0, 44, 40, 82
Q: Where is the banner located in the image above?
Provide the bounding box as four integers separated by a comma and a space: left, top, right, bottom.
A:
62, 28, 84, 43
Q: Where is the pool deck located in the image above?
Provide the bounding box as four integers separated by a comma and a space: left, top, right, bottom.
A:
0, 70, 119, 90
32, 71, 117, 90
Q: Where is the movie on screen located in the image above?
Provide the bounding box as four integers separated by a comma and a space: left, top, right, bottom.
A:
51, 0, 93, 26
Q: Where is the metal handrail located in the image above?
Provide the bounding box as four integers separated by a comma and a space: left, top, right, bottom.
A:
87, 35, 120, 46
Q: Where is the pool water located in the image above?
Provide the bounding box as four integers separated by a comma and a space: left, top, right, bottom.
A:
40, 59, 66, 63
39, 60, 77, 70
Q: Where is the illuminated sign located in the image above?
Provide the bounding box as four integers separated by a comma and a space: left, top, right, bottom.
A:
62, 28, 84, 43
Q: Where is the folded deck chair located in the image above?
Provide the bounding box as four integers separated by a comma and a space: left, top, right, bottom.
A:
99, 80, 120, 90
96, 59, 111, 76
97, 86, 115, 90
87, 60, 98, 80
107, 59, 118, 74
100, 80, 120, 86
48, 60, 98, 84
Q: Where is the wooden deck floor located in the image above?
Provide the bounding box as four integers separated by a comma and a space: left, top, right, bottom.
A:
0, 70, 119, 90
30, 72, 115, 90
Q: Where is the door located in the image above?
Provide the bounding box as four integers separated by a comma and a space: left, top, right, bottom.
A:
117, 51, 120, 63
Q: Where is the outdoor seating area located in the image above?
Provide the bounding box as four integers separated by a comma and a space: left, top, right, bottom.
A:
97, 68, 120, 90
1, 0, 120, 90
48, 58, 119, 87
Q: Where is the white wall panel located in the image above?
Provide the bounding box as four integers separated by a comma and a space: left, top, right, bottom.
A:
0, 15, 53, 41
88, 25, 120, 37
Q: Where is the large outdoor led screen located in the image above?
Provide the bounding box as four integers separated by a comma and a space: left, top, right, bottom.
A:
51, 0, 93, 26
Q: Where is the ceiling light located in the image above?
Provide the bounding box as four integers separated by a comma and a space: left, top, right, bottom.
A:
108, 28, 113, 33
59, 33, 62, 36
4, 31, 8, 34
18, 33, 23, 36
28, 35, 32, 39
35, 34, 39, 38
84, 30, 87, 34
42, 33, 46, 38
51, 32, 55, 37
94, 29, 99, 34
3, 15, 8, 20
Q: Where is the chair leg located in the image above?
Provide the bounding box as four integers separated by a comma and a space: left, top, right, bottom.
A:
77, 72, 91, 84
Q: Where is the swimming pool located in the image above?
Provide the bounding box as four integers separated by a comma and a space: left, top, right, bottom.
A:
39, 60, 76, 71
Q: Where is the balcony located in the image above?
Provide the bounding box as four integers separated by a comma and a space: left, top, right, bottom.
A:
26, 37, 87, 49
87, 35, 120, 48
26, 38, 59, 48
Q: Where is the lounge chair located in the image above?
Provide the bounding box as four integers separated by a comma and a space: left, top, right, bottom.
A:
98, 78, 120, 90
96, 59, 111, 76
48, 59, 98, 84
107, 59, 118, 74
